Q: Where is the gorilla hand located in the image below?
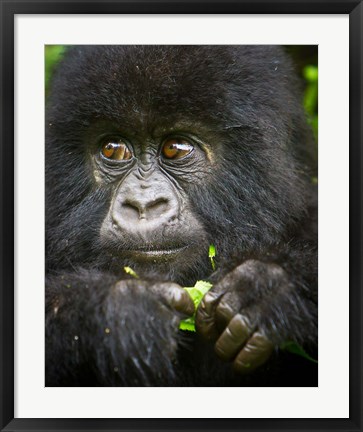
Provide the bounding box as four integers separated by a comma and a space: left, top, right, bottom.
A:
195, 260, 295, 374
46, 273, 195, 386
114, 279, 195, 321
106, 279, 196, 384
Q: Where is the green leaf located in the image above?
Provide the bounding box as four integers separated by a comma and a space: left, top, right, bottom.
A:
124, 266, 139, 278
280, 341, 318, 364
45, 45, 67, 94
122, 266, 213, 332
193, 280, 213, 296
179, 280, 213, 332
184, 281, 213, 306
303, 65, 318, 142
303, 65, 318, 82
179, 318, 196, 332
209, 244, 216, 271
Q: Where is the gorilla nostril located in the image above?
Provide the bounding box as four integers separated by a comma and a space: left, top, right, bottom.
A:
146, 198, 170, 219
121, 202, 142, 220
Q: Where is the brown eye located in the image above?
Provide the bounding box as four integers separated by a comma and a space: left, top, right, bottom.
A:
162, 139, 193, 160
101, 140, 132, 161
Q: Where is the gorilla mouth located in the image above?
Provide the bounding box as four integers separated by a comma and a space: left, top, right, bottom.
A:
124, 245, 189, 262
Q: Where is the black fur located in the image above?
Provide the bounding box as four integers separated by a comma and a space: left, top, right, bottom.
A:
45, 46, 317, 386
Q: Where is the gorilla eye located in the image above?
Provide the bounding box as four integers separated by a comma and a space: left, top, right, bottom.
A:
101, 140, 132, 161
161, 139, 194, 160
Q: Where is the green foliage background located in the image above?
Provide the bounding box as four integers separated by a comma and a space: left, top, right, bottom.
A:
45, 45, 67, 94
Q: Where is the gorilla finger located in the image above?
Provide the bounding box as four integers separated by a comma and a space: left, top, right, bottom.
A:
233, 332, 274, 374
214, 314, 253, 361
154, 282, 195, 317
195, 292, 221, 341
215, 292, 242, 330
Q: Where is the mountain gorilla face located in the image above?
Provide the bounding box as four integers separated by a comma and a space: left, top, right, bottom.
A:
45, 46, 318, 386
96, 123, 210, 282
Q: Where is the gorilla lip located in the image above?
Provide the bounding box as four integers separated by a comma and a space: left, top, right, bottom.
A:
126, 246, 188, 261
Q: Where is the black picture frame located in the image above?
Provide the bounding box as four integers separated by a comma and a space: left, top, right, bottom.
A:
1, 1, 362, 431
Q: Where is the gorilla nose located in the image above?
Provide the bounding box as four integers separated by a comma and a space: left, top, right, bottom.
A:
112, 194, 178, 232
122, 197, 171, 221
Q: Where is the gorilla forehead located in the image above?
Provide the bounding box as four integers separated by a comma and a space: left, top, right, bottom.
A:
49, 45, 292, 131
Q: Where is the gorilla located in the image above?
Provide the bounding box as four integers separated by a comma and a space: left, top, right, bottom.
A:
45, 45, 318, 387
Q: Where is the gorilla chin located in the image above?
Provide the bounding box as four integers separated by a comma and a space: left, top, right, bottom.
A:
107, 242, 211, 286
